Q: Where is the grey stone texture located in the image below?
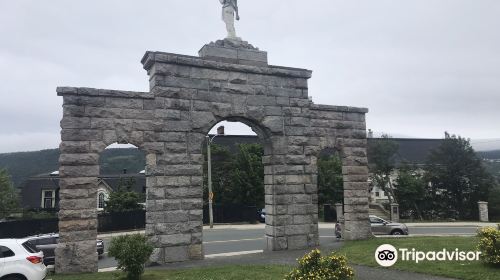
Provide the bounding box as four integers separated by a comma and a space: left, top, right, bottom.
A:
55, 41, 371, 273
478, 201, 489, 222
390, 203, 400, 222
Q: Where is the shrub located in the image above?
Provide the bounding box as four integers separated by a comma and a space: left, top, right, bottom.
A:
285, 249, 354, 280
477, 225, 500, 266
108, 234, 154, 280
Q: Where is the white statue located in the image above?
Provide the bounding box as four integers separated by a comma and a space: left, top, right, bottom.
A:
220, 0, 240, 40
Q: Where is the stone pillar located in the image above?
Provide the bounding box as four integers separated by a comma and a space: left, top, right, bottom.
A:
478, 201, 489, 222
342, 142, 372, 240
390, 203, 400, 222
55, 136, 100, 273
145, 132, 205, 264
335, 203, 344, 222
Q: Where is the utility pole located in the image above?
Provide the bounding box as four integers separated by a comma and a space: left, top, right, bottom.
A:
206, 126, 224, 229
206, 135, 214, 229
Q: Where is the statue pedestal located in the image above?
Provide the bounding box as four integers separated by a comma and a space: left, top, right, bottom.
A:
199, 38, 268, 66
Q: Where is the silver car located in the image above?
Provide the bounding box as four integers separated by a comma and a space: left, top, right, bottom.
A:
335, 216, 409, 238
370, 215, 409, 235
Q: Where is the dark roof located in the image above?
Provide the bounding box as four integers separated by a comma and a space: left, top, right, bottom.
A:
387, 138, 443, 165
98, 174, 145, 193
26, 173, 145, 193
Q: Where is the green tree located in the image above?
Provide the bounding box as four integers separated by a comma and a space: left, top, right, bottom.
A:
203, 143, 234, 205
104, 178, 143, 213
367, 134, 399, 203
394, 164, 426, 220
317, 154, 343, 204
488, 185, 500, 221
203, 143, 265, 207
425, 133, 495, 220
0, 169, 19, 219
228, 144, 265, 208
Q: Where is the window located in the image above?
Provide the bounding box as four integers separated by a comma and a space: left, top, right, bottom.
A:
0, 246, 15, 258
375, 192, 380, 197
98, 192, 106, 209
22, 241, 39, 253
370, 217, 385, 224
33, 237, 56, 246
41, 189, 55, 209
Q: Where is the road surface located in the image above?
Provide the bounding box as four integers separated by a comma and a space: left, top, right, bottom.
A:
97, 224, 483, 269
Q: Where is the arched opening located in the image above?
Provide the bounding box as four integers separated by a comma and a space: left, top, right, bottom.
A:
202, 119, 268, 255
316, 147, 344, 241
96, 143, 146, 266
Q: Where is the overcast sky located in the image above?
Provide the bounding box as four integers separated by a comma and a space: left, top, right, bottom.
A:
1, 0, 499, 153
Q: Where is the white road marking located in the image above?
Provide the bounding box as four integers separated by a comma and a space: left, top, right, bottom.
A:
204, 238, 263, 244
203, 236, 337, 244
99, 266, 118, 272
205, 250, 263, 258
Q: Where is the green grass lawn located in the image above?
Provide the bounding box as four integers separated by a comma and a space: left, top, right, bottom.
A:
49, 265, 291, 280
338, 236, 499, 280
48, 237, 499, 280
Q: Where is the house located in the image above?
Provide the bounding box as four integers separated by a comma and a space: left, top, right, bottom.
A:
368, 138, 443, 203
21, 170, 146, 211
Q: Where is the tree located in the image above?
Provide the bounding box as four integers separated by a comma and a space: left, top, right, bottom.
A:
317, 153, 343, 205
367, 134, 399, 203
203, 143, 265, 207
488, 184, 500, 221
203, 143, 234, 205
0, 169, 19, 219
104, 178, 143, 213
425, 133, 495, 220
394, 164, 426, 220
228, 144, 265, 208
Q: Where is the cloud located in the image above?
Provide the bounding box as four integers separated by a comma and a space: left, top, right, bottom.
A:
0, 0, 499, 153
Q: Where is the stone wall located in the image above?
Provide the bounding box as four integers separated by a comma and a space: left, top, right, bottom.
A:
55, 40, 371, 273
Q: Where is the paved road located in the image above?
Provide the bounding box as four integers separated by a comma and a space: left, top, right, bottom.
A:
98, 224, 481, 269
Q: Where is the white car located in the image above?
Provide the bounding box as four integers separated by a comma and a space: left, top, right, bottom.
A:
0, 238, 47, 280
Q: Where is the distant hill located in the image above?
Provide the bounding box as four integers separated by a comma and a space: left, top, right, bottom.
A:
2, 146, 498, 189
0, 148, 145, 188
477, 150, 500, 160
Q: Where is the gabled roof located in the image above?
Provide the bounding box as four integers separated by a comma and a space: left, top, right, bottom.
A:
376, 138, 443, 165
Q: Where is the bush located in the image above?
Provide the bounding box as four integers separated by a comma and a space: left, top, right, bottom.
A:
477, 225, 500, 266
108, 234, 153, 280
285, 249, 354, 280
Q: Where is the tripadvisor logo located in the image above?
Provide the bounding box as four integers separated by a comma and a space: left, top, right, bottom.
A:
375, 244, 482, 267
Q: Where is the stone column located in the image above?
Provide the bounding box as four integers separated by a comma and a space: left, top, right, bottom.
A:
56, 146, 100, 273
335, 203, 344, 221
342, 140, 372, 240
390, 203, 400, 222
478, 201, 489, 222
145, 132, 205, 264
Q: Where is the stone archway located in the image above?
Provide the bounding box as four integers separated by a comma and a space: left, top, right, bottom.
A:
55, 40, 371, 273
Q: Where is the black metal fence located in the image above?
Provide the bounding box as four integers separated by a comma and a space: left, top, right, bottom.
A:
323, 204, 338, 222
98, 210, 146, 232
1, 205, 260, 238
204, 205, 258, 224
0, 218, 59, 238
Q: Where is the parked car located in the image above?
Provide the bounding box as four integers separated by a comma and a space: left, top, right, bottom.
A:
258, 208, 266, 223
0, 238, 47, 280
335, 215, 409, 238
28, 233, 104, 266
